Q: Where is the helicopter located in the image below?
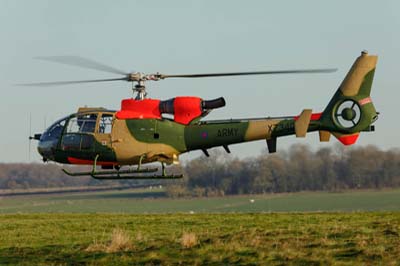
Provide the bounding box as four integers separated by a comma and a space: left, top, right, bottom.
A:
26, 51, 378, 179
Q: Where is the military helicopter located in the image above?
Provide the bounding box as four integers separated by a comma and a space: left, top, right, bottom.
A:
26, 51, 378, 179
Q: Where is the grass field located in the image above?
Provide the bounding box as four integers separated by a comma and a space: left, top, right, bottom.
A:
0, 213, 399, 265
1, 188, 400, 213
1, 189, 400, 265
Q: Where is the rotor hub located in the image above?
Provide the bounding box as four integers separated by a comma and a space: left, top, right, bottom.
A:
127, 72, 141, 82
341, 107, 356, 121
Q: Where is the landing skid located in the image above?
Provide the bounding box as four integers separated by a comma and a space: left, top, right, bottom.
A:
62, 155, 183, 179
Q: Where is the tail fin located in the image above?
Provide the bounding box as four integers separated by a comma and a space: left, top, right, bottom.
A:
319, 51, 379, 145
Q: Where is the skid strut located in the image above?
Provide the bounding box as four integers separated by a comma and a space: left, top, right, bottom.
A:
62, 155, 183, 179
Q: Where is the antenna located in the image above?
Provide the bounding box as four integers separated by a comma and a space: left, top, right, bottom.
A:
28, 113, 32, 162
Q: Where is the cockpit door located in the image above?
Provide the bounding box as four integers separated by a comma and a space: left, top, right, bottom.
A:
94, 113, 114, 152
61, 114, 97, 153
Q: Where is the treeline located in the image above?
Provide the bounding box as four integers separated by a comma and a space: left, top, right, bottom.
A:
0, 164, 148, 190
1, 145, 400, 195
167, 144, 400, 197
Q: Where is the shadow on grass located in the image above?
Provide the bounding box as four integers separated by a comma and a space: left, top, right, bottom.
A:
57, 191, 167, 201
0, 245, 108, 265
334, 248, 363, 260
0, 245, 190, 265
95, 191, 167, 199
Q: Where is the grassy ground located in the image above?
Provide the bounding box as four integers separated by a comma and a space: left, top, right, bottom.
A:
1, 189, 400, 265
1, 188, 400, 213
0, 212, 399, 265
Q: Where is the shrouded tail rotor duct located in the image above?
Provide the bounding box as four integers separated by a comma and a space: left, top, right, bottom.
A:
333, 99, 361, 129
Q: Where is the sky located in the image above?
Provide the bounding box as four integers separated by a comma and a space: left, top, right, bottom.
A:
0, 0, 399, 162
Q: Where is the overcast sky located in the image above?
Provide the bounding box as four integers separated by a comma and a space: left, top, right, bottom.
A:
0, 0, 398, 162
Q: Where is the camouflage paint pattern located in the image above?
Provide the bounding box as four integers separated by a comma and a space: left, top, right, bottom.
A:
42, 52, 379, 166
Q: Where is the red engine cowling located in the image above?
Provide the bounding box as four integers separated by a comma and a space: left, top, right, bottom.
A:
164, 96, 203, 125
116, 99, 161, 119
116, 96, 225, 125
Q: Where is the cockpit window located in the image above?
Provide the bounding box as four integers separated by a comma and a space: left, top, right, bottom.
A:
67, 114, 98, 133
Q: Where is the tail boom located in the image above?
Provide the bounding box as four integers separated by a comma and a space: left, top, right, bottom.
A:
184, 51, 379, 155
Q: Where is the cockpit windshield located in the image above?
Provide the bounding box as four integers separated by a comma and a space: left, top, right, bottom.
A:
40, 116, 68, 142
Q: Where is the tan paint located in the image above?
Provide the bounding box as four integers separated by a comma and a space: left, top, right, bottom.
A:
111, 119, 180, 165
244, 120, 281, 141
295, 109, 312, 137
94, 133, 112, 147
77, 107, 107, 114
339, 52, 378, 96
319, 130, 331, 142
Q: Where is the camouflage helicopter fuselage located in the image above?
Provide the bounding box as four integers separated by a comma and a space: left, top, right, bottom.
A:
44, 104, 301, 166
37, 52, 379, 172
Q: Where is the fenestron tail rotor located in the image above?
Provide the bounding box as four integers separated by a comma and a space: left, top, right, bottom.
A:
19, 56, 337, 99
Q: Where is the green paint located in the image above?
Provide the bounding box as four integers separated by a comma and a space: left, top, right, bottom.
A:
185, 121, 249, 150
54, 133, 117, 163
358, 68, 376, 97
270, 119, 295, 138
125, 119, 187, 152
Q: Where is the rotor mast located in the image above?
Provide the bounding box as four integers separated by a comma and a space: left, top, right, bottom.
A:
134, 80, 147, 100
127, 72, 161, 100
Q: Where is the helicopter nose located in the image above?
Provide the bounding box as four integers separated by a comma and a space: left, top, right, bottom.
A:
37, 137, 57, 161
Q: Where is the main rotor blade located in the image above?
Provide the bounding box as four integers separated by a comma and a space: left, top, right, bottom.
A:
159, 68, 337, 79
35, 56, 128, 75
18, 77, 127, 87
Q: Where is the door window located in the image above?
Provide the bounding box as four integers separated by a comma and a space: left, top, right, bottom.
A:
99, 114, 113, 134
67, 114, 98, 133
62, 113, 97, 151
